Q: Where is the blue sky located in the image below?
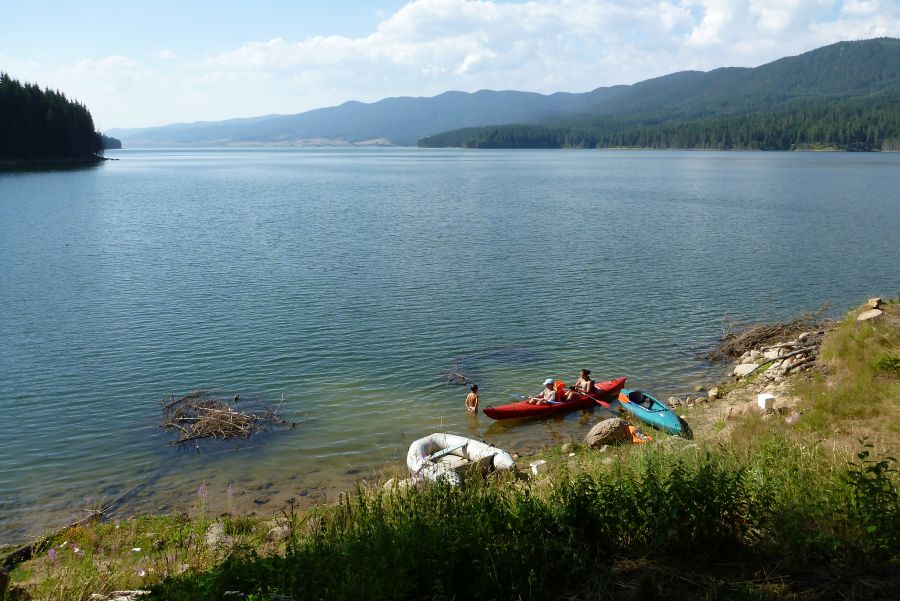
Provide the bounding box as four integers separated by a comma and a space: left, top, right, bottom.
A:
2, 0, 898, 130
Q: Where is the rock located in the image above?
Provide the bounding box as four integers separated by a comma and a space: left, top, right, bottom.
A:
268, 516, 289, 528
530, 460, 548, 475
90, 592, 150, 601
749, 350, 762, 360
733, 363, 758, 378
693, 385, 705, 392
857, 308, 884, 322
205, 522, 224, 547
668, 396, 682, 406
867, 297, 884, 309
707, 387, 719, 402
560, 443, 574, 454
585, 418, 633, 448
798, 331, 812, 342
763, 349, 780, 360
267, 525, 291, 543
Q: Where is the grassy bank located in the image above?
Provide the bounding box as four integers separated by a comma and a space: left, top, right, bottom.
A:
4, 300, 899, 600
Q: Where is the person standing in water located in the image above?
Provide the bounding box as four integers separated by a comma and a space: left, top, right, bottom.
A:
465, 384, 479, 412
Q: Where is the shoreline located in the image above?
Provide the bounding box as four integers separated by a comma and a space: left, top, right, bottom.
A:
0, 155, 111, 170
2, 297, 898, 599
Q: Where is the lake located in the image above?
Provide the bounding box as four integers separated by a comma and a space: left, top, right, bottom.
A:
1, 148, 898, 542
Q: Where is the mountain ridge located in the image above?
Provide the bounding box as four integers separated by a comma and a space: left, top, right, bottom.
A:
108, 38, 900, 149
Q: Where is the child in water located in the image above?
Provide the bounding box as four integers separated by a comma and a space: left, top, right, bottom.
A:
465, 384, 479, 412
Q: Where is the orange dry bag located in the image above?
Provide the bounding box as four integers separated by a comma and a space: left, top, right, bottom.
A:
554, 381, 566, 401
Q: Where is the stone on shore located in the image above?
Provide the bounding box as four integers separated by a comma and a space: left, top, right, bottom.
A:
90, 592, 150, 601
205, 522, 224, 547
867, 297, 884, 309
857, 308, 884, 322
585, 418, 632, 448
733, 363, 758, 378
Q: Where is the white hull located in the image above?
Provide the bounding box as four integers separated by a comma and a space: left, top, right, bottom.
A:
406, 432, 516, 485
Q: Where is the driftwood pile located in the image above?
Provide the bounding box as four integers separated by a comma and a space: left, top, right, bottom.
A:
730, 329, 827, 383
706, 305, 833, 363
160, 390, 286, 446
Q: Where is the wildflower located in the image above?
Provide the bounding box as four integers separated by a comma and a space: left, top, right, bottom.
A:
75, 548, 85, 558
48, 548, 57, 559
198, 482, 208, 500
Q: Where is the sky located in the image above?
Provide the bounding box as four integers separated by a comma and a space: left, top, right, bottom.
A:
2, 0, 899, 130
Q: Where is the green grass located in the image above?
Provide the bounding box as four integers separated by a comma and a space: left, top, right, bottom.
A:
793, 301, 900, 436
7, 434, 898, 600
138, 432, 898, 601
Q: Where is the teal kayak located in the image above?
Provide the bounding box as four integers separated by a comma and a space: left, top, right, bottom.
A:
615, 389, 683, 436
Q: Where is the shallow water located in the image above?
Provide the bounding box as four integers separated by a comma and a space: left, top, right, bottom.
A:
1, 148, 898, 542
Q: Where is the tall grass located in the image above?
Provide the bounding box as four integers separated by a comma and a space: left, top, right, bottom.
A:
148, 433, 899, 601
794, 303, 900, 435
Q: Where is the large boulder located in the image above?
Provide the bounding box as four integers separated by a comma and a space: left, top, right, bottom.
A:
585, 418, 632, 448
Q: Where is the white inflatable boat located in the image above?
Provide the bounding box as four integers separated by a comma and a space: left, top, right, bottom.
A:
406, 433, 516, 485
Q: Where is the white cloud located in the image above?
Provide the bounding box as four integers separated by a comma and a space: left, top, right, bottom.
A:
6, 0, 899, 128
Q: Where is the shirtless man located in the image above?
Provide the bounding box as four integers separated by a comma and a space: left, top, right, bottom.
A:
566, 369, 594, 401
465, 384, 479, 412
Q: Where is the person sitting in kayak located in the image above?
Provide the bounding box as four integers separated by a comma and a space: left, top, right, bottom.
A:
528, 378, 560, 405
565, 369, 594, 401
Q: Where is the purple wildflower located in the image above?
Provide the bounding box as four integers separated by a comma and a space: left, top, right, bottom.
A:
48, 547, 57, 559
198, 482, 208, 500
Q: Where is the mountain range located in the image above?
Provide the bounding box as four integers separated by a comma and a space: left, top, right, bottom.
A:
108, 38, 900, 151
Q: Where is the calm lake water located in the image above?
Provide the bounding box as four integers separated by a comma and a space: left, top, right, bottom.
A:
1, 148, 898, 542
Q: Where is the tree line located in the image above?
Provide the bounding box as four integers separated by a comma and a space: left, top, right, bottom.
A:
0, 72, 119, 162
419, 91, 900, 152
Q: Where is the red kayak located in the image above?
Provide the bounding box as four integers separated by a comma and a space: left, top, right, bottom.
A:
483, 377, 627, 420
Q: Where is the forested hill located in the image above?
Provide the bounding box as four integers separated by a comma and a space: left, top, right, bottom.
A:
419, 38, 900, 151
0, 73, 113, 163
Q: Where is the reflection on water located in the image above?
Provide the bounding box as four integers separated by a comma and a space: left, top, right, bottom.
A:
1, 148, 898, 542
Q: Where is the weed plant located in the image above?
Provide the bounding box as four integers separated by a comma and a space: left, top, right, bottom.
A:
148, 434, 899, 601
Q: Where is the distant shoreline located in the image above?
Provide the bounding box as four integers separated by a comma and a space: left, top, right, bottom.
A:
0, 155, 111, 170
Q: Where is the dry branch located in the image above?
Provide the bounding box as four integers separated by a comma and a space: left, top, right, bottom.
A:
160, 390, 288, 446
706, 304, 833, 363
